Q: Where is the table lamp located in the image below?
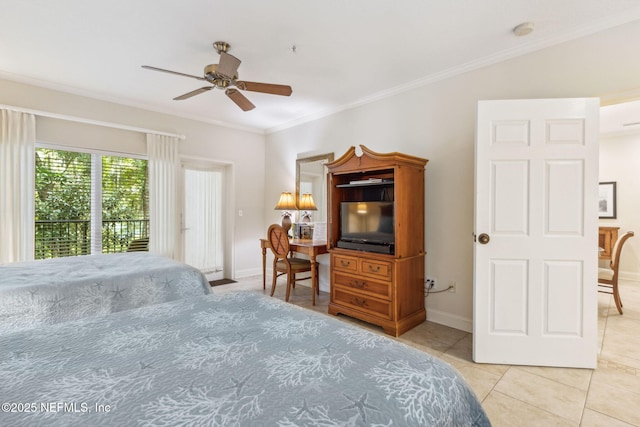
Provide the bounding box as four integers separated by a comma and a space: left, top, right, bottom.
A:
298, 193, 317, 222
274, 191, 298, 233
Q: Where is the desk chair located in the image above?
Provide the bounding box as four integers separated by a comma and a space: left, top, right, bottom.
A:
267, 224, 318, 302
598, 231, 634, 314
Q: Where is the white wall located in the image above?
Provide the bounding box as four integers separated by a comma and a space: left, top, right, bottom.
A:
0, 78, 266, 278
599, 132, 640, 280
4, 19, 640, 329
266, 20, 640, 331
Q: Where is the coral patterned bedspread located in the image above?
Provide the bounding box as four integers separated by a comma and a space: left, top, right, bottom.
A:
0, 291, 490, 426
0, 252, 210, 335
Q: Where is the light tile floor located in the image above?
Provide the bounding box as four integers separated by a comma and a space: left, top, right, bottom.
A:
211, 277, 640, 426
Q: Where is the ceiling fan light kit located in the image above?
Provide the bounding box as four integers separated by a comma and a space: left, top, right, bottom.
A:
142, 41, 292, 111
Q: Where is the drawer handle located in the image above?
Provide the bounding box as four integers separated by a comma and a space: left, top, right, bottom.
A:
368, 265, 381, 272
340, 260, 351, 267
350, 280, 367, 289
352, 297, 368, 308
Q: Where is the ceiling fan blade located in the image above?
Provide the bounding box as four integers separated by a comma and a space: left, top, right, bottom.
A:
141, 65, 206, 81
236, 81, 292, 96
217, 52, 241, 79
173, 86, 213, 100
225, 88, 255, 111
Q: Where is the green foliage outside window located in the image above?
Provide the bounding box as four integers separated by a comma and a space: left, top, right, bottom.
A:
35, 148, 148, 259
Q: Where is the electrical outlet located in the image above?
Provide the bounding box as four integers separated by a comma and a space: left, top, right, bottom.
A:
425, 277, 436, 289
448, 280, 456, 293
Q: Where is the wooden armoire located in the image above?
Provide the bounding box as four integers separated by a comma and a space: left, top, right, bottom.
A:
326, 145, 428, 336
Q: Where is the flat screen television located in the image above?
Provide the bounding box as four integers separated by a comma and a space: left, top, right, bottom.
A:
338, 201, 394, 253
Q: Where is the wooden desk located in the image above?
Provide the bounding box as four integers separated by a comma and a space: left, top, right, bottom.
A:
599, 226, 619, 260
260, 238, 328, 305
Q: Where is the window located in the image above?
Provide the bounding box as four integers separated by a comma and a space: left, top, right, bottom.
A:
35, 147, 148, 259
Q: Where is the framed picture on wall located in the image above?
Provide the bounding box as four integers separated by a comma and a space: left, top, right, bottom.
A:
598, 181, 617, 219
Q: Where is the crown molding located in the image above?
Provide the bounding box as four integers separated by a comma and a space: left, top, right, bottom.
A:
267, 12, 640, 134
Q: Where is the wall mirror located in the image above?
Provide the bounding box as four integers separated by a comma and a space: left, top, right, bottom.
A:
296, 153, 334, 223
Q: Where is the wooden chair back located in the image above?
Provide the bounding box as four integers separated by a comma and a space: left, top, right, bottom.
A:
268, 224, 290, 261
599, 231, 634, 314
609, 231, 634, 272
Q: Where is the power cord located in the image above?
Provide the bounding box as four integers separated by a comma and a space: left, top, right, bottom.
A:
424, 285, 454, 297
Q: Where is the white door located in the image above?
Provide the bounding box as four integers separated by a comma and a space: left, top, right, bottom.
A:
181, 165, 224, 281
473, 98, 599, 368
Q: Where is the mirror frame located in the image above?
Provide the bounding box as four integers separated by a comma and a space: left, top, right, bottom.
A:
296, 153, 334, 219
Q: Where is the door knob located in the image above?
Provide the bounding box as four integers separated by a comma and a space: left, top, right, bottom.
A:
478, 233, 490, 244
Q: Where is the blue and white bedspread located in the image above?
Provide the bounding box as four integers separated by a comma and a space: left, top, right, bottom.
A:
0, 291, 491, 426
0, 252, 210, 335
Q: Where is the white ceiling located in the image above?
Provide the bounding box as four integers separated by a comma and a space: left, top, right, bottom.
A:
2, 0, 640, 133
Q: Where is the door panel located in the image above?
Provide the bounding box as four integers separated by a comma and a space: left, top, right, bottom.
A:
545, 161, 583, 235
491, 259, 528, 334
181, 165, 224, 281
474, 98, 599, 368
544, 260, 582, 336
492, 161, 529, 234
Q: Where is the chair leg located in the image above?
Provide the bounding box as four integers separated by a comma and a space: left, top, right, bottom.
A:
612, 282, 623, 314
285, 274, 292, 302
270, 264, 278, 297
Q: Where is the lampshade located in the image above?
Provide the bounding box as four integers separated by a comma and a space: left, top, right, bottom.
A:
274, 192, 298, 210
275, 192, 297, 234
298, 193, 317, 211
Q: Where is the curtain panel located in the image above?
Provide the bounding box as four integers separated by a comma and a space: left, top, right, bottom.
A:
146, 134, 180, 259
0, 109, 36, 264
183, 168, 223, 272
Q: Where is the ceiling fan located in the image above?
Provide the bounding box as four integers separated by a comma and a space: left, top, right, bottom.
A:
142, 41, 292, 111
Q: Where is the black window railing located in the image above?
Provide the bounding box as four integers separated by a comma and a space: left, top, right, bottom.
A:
35, 219, 149, 259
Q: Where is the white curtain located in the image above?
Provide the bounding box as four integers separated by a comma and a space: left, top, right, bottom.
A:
146, 133, 180, 259
183, 168, 223, 272
0, 109, 36, 264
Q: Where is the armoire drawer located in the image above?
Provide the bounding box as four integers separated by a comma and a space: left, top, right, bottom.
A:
332, 288, 391, 319
333, 272, 391, 300
361, 259, 392, 280
333, 254, 358, 273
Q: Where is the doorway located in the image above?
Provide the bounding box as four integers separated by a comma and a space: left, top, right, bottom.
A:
181, 162, 229, 281
598, 99, 640, 283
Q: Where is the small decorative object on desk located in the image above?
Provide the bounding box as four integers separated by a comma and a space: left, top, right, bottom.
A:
312, 222, 327, 242
299, 224, 313, 240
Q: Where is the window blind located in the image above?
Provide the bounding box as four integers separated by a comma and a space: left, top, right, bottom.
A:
35, 148, 148, 259
35, 148, 92, 259
101, 155, 149, 253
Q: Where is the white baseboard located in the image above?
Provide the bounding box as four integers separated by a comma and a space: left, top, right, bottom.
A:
234, 267, 262, 279
424, 271, 639, 334
426, 308, 473, 333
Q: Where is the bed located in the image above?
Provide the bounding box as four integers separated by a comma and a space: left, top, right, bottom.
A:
0, 291, 490, 426
0, 252, 211, 335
